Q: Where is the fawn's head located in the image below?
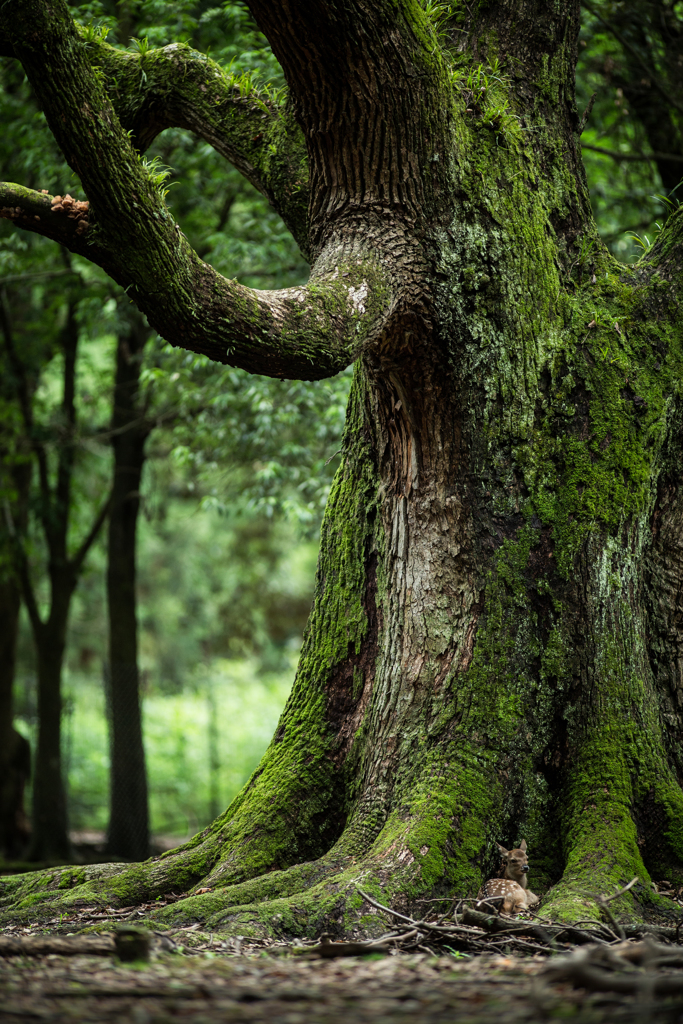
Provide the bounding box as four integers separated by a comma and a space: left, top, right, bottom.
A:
496, 839, 529, 882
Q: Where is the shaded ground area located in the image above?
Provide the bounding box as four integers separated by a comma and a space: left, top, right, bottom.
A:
0, 947, 642, 1023
3, 879, 683, 1021
0, 833, 189, 874
3, 930, 683, 1022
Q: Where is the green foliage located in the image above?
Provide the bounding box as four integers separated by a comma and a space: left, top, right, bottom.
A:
45, 656, 295, 835
446, 57, 521, 138
129, 36, 152, 56
140, 154, 175, 199
576, 0, 683, 260
1, 0, 348, 839
421, 0, 451, 43
142, 344, 350, 530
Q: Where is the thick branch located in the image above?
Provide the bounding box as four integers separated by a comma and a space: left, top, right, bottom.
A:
0, 185, 102, 257
0, 182, 394, 378
0, 18, 309, 252
2, 3, 398, 381
245, 1, 454, 247
79, 36, 310, 255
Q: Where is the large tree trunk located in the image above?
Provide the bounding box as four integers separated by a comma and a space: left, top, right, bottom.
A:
2, 0, 683, 931
105, 309, 150, 862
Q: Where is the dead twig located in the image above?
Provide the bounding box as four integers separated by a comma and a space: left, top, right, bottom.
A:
0, 935, 115, 957
601, 878, 639, 903
594, 877, 638, 940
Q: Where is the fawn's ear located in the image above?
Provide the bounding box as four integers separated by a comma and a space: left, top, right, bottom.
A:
496, 842, 509, 856
519, 839, 527, 852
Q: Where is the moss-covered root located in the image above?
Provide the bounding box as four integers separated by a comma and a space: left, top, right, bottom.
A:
150, 765, 498, 936
147, 858, 419, 939
0, 849, 348, 930
152, 875, 384, 940
0, 861, 131, 918
0, 810, 250, 923
540, 742, 683, 922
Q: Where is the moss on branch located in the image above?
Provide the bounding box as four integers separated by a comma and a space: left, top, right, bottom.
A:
76, 32, 310, 254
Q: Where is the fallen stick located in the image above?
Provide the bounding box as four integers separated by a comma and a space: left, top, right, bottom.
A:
542, 944, 683, 996
293, 931, 395, 957
461, 908, 591, 945
0, 934, 115, 957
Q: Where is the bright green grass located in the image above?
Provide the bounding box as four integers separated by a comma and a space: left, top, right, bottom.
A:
17, 655, 295, 840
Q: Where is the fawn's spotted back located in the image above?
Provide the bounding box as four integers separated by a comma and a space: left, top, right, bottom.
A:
475, 839, 540, 915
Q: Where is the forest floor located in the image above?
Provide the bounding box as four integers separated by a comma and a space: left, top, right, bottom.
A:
2, 870, 683, 1022
0, 943, 668, 1023
2, 923, 683, 1023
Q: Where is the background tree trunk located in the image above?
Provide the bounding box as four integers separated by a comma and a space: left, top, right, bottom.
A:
0, 449, 31, 859
105, 308, 150, 862
0, 579, 31, 860
30, 617, 72, 863
0, 296, 111, 863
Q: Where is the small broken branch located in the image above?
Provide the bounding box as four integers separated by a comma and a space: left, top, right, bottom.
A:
0, 934, 115, 956
578, 92, 597, 134
594, 876, 638, 940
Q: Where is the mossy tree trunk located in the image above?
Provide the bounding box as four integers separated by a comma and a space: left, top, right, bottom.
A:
2, 0, 683, 930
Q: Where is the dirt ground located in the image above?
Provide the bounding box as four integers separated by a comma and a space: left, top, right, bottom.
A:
3, 876, 683, 1023
2, 942, 683, 1023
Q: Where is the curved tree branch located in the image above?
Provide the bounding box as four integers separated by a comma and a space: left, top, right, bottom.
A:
0, 180, 394, 379
0, 19, 309, 253
0, 2, 399, 382
79, 35, 310, 255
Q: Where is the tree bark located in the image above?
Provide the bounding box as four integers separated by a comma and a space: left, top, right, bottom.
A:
2, 0, 683, 931
0, 577, 31, 859
105, 308, 150, 862
1, 294, 112, 862
0, 438, 31, 858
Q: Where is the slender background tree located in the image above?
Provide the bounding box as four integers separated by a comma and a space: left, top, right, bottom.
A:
105, 303, 151, 862
1, 284, 112, 861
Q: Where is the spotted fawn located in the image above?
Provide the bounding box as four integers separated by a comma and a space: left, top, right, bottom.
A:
475, 839, 540, 915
